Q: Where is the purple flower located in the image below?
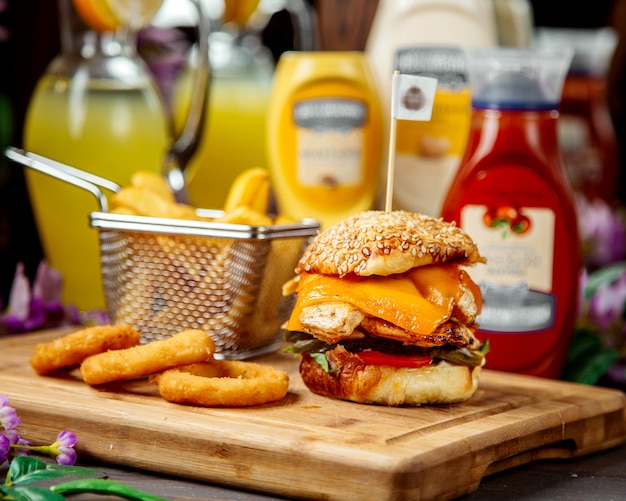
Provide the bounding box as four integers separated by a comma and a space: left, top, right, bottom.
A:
5, 262, 30, 321
32, 260, 64, 304
137, 26, 191, 108
606, 362, 626, 386
0, 395, 30, 460
79, 308, 110, 326
0, 261, 87, 334
2, 428, 32, 457
0, 394, 21, 430
576, 194, 626, 270
0, 395, 80, 465
588, 271, 626, 332
0, 433, 9, 464
52, 430, 77, 466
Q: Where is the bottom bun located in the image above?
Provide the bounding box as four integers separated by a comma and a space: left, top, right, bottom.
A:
299, 345, 482, 406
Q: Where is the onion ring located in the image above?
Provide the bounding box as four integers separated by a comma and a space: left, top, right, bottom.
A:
80, 329, 215, 385
154, 360, 289, 407
30, 324, 141, 375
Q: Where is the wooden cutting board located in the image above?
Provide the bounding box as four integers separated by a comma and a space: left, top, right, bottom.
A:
2, 328, 625, 501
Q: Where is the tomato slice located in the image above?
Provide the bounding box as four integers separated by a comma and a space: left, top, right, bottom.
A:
356, 350, 433, 369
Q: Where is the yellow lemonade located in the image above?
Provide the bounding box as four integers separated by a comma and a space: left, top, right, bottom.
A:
172, 48, 272, 210
24, 74, 170, 311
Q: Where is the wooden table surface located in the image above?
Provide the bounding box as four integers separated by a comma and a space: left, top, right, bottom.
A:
3, 329, 626, 500
2, 441, 626, 501
64, 441, 626, 500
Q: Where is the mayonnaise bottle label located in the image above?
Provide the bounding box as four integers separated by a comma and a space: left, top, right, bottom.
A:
392, 47, 471, 217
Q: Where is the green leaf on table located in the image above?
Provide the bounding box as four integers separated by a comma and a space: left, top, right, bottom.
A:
1, 485, 65, 501
8, 457, 48, 484
8, 456, 102, 485
51, 479, 169, 501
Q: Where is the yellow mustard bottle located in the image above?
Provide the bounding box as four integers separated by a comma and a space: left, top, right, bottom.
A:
266, 51, 383, 228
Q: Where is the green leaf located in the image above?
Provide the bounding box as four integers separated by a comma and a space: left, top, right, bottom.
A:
51, 479, 168, 501
584, 261, 626, 299
480, 338, 491, 356
16, 466, 104, 485
310, 353, 337, 373
45, 464, 103, 477
564, 348, 619, 385
8, 457, 48, 484
8, 457, 103, 486
563, 329, 620, 384
566, 328, 603, 363
1, 485, 66, 501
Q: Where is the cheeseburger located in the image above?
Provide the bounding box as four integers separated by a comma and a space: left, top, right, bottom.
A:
283, 210, 488, 406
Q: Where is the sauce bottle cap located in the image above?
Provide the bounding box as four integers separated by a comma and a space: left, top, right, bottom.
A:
465, 47, 573, 110
394, 46, 467, 90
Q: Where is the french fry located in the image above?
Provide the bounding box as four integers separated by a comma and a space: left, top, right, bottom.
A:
149, 235, 232, 335
155, 235, 215, 279
111, 186, 197, 219
249, 176, 270, 214
113, 234, 162, 331
108, 165, 302, 348
222, 167, 269, 214
246, 235, 306, 348
273, 213, 298, 225
215, 206, 273, 226
110, 206, 139, 215
130, 170, 176, 202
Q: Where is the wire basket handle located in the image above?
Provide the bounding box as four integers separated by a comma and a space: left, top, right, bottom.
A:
5, 147, 120, 212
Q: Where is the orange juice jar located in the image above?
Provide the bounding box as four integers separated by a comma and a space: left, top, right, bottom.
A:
172, 29, 273, 209
23, 17, 170, 311
266, 51, 383, 228
23, 0, 208, 311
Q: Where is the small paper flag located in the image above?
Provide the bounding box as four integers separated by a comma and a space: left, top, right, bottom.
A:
391, 73, 438, 121
384, 72, 438, 212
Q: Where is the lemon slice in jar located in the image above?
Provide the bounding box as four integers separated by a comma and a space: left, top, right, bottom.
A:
222, 0, 260, 26
72, 0, 164, 33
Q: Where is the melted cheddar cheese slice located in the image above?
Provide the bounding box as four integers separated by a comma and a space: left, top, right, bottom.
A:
287, 265, 472, 335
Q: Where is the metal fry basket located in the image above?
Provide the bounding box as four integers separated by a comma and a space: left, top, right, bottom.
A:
7, 148, 320, 359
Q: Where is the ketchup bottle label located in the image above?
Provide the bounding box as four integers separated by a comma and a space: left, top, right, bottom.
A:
461, 204, 556, 333
294, 98, 367, 189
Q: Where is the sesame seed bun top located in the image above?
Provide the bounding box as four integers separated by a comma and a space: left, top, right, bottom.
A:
295, 210, 486, 277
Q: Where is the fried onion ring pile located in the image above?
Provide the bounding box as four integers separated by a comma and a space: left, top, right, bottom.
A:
153, 361, 289, 407
30, 324, 141, 375
32, 325, 290, 407
80, 329, 215, 385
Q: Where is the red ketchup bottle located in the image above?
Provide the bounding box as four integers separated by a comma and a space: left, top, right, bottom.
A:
440, 48, 581, 378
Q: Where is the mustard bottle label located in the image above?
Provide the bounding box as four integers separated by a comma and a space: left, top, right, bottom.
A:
294, 98, 367, 188
267, 52, 383, 227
